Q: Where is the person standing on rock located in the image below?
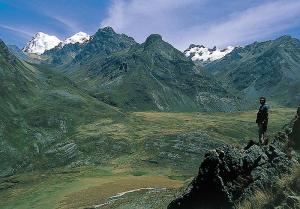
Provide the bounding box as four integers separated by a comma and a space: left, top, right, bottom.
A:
256, 97, 269, 145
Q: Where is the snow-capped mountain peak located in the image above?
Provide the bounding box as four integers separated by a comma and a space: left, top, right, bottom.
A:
62, 32, 90, 46
23, 31, 91, 55
23, 32, 62, 55
184, 44, 235, 63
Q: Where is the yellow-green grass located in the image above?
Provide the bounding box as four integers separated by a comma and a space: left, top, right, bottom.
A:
0, 167, 182, 209
70, 108, 296, 179
75, 108, 296, 144
73, 108, 295, 174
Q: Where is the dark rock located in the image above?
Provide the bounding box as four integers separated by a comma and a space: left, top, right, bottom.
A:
286, 196, 300, 208
186, 44, 205, 50
208, 46, 217, 52
244, 140, 258, 150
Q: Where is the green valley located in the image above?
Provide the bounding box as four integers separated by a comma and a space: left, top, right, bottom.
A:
1, 25, 300, 209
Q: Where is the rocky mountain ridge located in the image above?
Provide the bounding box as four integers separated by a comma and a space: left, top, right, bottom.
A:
205, 35, 300, 107
66, 32, 244, 112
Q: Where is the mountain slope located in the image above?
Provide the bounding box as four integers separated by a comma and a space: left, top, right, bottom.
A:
0, 40, 39, 113
7, 45, 31, 61
67, 34, 243, 112
0, 39, 121, 177
42, 42, 83, 65
206, 36, 300, 107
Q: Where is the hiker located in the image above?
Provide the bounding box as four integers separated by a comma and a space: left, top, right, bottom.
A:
256, 97, 269, 145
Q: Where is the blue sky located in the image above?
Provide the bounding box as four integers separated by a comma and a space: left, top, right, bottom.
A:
1, 0, 300, 50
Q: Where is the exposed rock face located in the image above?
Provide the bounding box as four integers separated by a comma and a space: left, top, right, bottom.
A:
168, 106, 300, 209
44, 142, 78, 167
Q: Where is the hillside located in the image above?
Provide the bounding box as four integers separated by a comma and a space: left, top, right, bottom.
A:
0, 39, 122, 177
7, 45, 31, 62
206, 36, 300, 107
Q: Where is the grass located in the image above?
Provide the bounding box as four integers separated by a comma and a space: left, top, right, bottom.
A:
235, 190, 271, 209
0, 167, 182, 209
75, 108, 296, 144
235, 167, 300, 209
71, 108, 296, 178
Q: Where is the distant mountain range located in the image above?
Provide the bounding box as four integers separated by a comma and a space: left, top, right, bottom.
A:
23, 33, 235, 66
15, 28, 300, 109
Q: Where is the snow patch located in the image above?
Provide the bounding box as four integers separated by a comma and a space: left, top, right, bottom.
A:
184, 45, 235, 63
23, 32, 61, 55
62, 32, 90, 46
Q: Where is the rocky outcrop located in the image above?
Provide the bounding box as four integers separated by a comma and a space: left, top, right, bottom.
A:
44, 142, 78, 167
168, 106, 300, 209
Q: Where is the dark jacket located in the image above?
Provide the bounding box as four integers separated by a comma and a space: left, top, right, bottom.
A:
256, 104, 268, 124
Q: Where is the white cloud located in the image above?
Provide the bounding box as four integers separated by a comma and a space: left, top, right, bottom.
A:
180, 0, 300, 48
0, 24, 33, 38
101, 0, 205, 44
47, 14, 81, 33
101, 0, 300, 50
